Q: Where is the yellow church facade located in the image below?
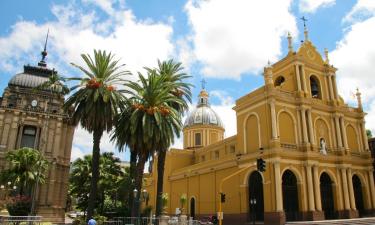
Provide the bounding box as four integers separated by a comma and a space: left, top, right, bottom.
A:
144, 30, 375, 225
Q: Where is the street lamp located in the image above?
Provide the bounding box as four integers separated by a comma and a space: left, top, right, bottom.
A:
250, 198, 257, 225
0, 181, 17, 201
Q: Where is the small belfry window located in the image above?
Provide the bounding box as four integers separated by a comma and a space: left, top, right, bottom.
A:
20, 126, 37, 148
274, 76, 285, 87
195, 133, 202, 146
310, 76, 321, 99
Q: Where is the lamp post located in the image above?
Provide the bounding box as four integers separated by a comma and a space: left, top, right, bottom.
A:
133, 189, 150, 225
0, 181, 17, 209
250, 198, 256, 225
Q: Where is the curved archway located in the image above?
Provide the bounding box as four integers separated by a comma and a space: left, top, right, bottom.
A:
275, 76, 285, 87
282, 170, 299, 221
346, 124, 360, 152
320, 172, 336, 219
248, 171, 264, 221
277, 110, 298, 145
190, 197, 196, 219
352, 175, 365, 217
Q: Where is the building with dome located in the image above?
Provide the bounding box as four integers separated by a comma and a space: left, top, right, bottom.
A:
144, 28, 375, 225
0, 41, 74, 222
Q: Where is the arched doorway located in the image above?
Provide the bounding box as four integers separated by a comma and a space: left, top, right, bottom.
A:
320, 172, 335, 219
282, 170, 299, 221
352, 175, 365, 217
190, 197, 195, 219
248, 171, 264, 221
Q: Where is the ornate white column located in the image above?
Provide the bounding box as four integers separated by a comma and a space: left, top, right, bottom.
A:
306, 164, 315, 211
335, 116, 343, 148
313, 165, 322, 211
270, 99, 278, 140
301, 65, 307, 93
340, 117, 349, 149
301, 109, 309, 143
328, 75, 334, 100
347, 168, 356, 210
295, 64, 302, 91
332, 75, 339, 100
368, 170, 375, 209
307, 109, 315, 145
341, 168, 350, 210
274, 162, 283, 211
361, 121, 369, 150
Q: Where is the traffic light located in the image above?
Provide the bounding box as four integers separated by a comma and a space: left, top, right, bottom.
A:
257, 158, 266, 172
220, 193, 226, 203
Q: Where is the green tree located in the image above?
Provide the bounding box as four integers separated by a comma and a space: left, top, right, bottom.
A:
1, 147, 49, 196
64, 50, 129, 219
148, 59, 192, 217
69, 152, 124, 214
35, 70, 70, 95
112, 70, 184, 217
367, 129, 372, 139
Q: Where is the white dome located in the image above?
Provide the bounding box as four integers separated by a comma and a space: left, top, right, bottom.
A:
183, 89, 224, 128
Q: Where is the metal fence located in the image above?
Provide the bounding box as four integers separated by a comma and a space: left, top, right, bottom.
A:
0, 216, 42, 225
104, 217, 201, 225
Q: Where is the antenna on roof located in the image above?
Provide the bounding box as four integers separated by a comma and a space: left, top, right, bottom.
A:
38, 29, 49, 67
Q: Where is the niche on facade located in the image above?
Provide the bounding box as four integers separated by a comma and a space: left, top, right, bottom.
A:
274, 76, 285, 87
310, 75, 321, 99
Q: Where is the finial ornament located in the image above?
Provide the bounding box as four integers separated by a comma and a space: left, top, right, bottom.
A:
38, 29, 49, 67
356, 88, 362, 110
287, 32, 293, 52
300, 16, 309, 41
324, 48, 329, 64
201, 78, 206, 90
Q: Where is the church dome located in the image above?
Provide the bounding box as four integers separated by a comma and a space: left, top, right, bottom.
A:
8, 65, 56, 91
184, 89, 224, 128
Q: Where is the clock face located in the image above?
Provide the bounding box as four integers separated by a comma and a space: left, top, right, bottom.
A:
31, 100, 38, 107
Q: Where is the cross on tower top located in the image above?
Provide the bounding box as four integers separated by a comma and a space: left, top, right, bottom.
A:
301, 16, 308, 28
201, 79, 206, 90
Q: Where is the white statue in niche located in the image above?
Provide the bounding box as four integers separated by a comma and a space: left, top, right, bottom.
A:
320, 138, 327, 155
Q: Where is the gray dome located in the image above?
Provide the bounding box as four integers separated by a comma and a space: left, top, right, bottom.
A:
184, 104, 224, 128
9, 73, 49, 88
8, 65, 53, 89
184, 89, 224, 128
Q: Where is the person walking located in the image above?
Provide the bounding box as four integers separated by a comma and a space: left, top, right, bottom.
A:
88, 217, 97, 225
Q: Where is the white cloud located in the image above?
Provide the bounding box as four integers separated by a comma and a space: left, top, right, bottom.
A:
0, 1, 174, 78
71, 146, 85, 161
331, 17, 375, 103
331, 7, 375, 133
299, 0, 335, 13
344, 0, 375, 23
0, 1, 175, 160
184, 0, 297, 79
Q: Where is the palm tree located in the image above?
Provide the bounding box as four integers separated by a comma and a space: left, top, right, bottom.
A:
112, 70, 184, 217
1, 147, 49, 215
147, 59, 192, 217
64, 50, 129, 219
2, 147, 49, 195
35, 70, 70, 95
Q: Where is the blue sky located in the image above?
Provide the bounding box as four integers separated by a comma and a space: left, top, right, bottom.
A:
1, 0, 375, 162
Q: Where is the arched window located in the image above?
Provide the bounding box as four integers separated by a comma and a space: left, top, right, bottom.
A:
310, 76, 321, 99
274, 76, 285, 87
195, 133, 202, 146
20, 126, 37, 148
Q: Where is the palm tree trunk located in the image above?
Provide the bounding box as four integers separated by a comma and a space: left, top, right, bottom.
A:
131, 152, 147, 218
86, 129, 103, 221
155, 149, 166, 217
128, 150, 137, 215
